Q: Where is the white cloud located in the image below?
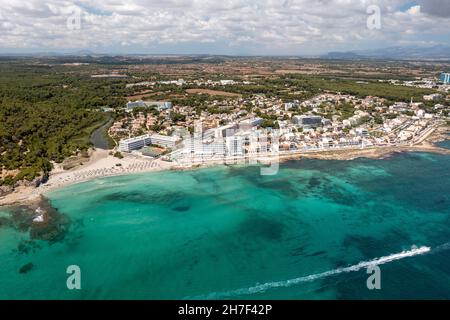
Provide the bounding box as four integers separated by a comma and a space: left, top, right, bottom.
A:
0, 0, 448, 54
407, 5, 421, 16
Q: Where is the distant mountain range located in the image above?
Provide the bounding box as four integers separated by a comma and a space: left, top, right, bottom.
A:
0, 50, 98, 57
1, 45, 450, 60
323, 45, 450, 60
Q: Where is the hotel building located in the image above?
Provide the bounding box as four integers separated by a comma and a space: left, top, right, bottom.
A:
119, 134, 152, 152
119, 134, 181, 152
226, 136, 244, 156
149, 134, 181, 149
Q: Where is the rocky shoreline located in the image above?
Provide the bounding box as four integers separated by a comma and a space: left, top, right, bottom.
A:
0, 196, 71, 245
0, 174, 47, 200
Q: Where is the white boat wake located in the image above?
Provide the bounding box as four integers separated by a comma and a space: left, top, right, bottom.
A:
193, 245, 431, 299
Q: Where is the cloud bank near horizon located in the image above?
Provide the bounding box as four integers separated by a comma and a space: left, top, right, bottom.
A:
0, 0, 449, 55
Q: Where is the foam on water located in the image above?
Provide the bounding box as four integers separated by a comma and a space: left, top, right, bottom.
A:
196, 246, 431, 299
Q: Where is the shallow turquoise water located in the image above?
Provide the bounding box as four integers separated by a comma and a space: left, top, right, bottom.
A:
1, 150, 450, 299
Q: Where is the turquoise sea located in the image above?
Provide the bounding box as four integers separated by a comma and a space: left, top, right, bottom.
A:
1, 144, 450, 299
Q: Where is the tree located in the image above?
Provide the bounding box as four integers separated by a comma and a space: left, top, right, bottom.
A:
170, 112, 186, 122
114, 152, 124, 159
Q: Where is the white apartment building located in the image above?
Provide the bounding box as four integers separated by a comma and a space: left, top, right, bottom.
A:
187, 139, 226, 156
226, 136, 244, 156
150, 134, 181, 148
119, 134, 152, 152
119, 134, 181, 152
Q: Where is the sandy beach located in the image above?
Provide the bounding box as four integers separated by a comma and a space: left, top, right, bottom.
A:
0, 149, 174, 207
0, 126, 448, 208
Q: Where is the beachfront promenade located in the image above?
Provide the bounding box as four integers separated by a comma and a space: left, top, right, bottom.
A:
38, 156, 170, 195
50, 125, 443, 184
61, 160, 159, 183
3, 154, 167, 205
40, 143, 392, 192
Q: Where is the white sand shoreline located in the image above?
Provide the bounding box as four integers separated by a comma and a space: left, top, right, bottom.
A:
0, 127, 449, 207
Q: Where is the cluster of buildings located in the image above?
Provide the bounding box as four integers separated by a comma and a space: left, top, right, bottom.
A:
125, 78, 252, 90
109, 113, 158, 137
385, 73, 450, 91
111, 76, 448, 161
172, 118, 268, 159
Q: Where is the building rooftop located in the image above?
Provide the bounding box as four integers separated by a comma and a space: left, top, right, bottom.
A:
120, 134, 151, 144
150, 134, 181, 142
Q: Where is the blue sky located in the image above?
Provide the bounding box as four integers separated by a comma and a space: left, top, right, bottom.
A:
0, 0, 449, 55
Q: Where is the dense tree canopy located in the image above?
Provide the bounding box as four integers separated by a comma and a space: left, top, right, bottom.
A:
0, 62, 126, 185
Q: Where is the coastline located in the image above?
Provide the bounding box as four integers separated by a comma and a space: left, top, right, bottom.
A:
0, 126, 449, 208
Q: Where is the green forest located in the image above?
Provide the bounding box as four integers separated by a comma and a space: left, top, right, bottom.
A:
0, 62, 126, 186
